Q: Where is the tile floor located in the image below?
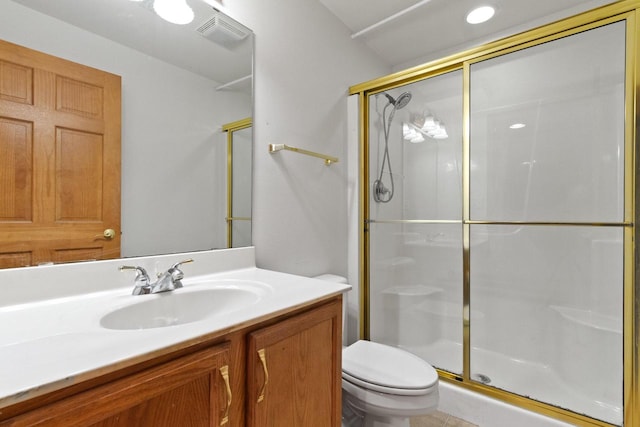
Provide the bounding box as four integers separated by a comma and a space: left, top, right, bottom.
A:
411, 411, 478, 427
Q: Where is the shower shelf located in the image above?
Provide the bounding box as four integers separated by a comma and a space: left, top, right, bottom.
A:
268, 143, 338, 165
215, 74, 252, 91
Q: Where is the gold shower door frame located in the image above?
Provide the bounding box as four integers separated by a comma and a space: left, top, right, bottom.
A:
222, 117, 252, 248
350, 2, 640, 426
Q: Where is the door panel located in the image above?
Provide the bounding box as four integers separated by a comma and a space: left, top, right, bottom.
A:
0, 117, 32, 221
56, 128, 103, 221
56, 76, 104, 118
0, 59, 33, 104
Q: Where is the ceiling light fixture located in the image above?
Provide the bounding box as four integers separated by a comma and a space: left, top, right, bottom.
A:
509, 123, 526, 129
404, 112, 449, 143
153, 0, 194, 25
466, 6, 495, 24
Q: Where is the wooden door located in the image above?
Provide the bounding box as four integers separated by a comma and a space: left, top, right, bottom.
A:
0, 344, 232, 427
246, 299, 343, 427
0, 39, 121, 268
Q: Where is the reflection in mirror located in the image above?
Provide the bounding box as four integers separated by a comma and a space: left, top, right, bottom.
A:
223, 118, 252, 248
0, 0, 253, 269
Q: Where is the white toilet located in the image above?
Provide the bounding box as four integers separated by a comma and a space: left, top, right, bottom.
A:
342, 340, 439, 427
313, 274, 439, 427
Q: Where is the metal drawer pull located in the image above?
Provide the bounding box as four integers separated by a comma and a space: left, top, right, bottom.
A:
220, 365, 232, 425
257, 348, 269, 403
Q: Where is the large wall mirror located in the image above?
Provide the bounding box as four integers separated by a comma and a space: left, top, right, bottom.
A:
0, 0, 253, 269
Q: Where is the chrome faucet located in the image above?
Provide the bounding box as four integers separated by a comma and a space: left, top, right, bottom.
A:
120, 259, 194, 295
153, 259, 194, 293
119, 265, 152, 295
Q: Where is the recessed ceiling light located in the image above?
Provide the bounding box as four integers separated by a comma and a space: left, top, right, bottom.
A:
153, 0, 194, 25
509, 123, 526, 129
466, 6, 495, 24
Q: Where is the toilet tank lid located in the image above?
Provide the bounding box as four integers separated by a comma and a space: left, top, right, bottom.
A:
342, 340, 438, 390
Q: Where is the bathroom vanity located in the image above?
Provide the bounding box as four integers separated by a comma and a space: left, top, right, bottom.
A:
0, 248, 348, 426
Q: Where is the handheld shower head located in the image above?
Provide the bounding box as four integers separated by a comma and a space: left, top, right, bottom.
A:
374, 90, 412, 204
383, 91, 412, 109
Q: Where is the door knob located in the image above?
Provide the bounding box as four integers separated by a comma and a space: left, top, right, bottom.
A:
103, 229, 116, 239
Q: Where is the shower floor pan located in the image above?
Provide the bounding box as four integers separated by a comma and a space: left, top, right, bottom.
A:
402, 339, 622, 426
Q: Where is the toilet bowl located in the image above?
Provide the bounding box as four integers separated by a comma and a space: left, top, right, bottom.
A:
342, 340, 439, 427
312, 274, 439, 427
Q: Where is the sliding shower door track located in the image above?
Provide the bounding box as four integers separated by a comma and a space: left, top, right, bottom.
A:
366, 219, 632, 226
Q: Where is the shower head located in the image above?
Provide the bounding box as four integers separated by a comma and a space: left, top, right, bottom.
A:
383, 91, 412, 109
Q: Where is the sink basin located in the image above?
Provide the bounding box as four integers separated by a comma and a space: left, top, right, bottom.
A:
100, 280, 270, 330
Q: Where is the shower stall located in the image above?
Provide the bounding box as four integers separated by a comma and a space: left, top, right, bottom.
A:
351, 4, 637, 427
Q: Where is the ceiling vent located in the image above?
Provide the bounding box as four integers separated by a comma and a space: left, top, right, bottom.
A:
196, 12, 250, 48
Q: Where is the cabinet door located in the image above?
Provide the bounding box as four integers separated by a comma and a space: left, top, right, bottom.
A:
246, 299, 342, 427
2, 343, 233, 427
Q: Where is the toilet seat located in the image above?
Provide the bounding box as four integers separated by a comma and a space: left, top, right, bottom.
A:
342, 340, 438, 396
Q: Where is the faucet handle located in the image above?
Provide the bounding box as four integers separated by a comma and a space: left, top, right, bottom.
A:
120, 265, 151, 295
168, 259, 194, 288
169, 259, 194, 271
119, 265, 150, 280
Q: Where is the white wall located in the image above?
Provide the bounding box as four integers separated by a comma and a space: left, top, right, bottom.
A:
0, 0, 251, 257
223, 0, 389, 277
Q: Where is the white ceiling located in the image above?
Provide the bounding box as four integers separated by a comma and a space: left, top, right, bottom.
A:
9, 0, 620, 85
318, 0, 620, 68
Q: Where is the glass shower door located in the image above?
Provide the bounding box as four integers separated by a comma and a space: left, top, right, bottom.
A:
468, 21, 626, 425
368, 70, 464, 375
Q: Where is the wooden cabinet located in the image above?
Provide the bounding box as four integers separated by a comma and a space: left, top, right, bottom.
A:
1, 344, 232, 427
0, 297, 342, 427
246, 299, 342, 427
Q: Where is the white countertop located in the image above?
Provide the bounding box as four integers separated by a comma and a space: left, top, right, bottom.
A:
0, 259, 350, 410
